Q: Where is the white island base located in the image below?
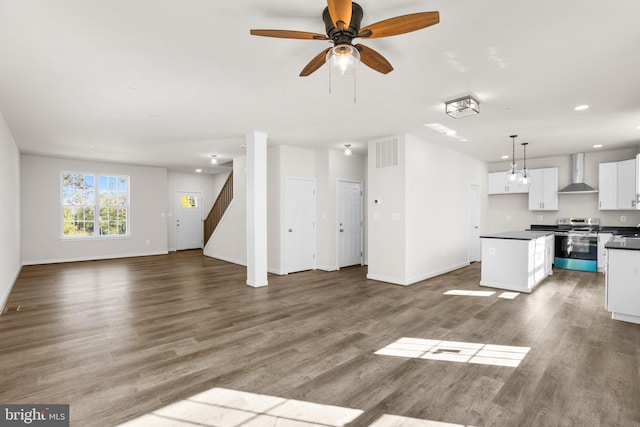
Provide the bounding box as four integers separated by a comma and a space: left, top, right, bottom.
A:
480, 232, 554, 294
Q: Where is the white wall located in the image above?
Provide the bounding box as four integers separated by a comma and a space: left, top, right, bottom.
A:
167, 171, 229, 250
203, 156, 247, 265
405, 134, 487, 283
0, 113, 21, 311
486, 147, 640, 233
367, 135, 408, 284
267, 146, 282, 273
367, 134, 488, 285
21, 155, 169, 264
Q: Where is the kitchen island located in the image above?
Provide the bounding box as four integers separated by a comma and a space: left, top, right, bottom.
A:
605, 236, 640, 325
480, 231, 554, 293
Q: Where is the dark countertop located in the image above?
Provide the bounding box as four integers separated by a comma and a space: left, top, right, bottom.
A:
605, 236, 640, 251
481, 231, 554, 241
599, 226, 640, 236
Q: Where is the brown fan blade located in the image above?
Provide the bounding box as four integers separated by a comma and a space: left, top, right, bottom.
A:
355, 44, 393, 74
327, 0, 352, 31
250, 29, 328, 40
358, 11, 439, 39
300, 48, 331, 76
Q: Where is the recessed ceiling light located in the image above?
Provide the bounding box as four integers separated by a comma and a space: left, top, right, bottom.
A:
90, 145, 96, 149
636, 126, 640, 130
129, 85, 137, 90
501, 155, 509, 159
195, 169, 202, 173
593, 144, 603, 148
574, 105, 589, 111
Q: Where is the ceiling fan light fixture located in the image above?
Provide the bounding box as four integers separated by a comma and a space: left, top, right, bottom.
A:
327, 44, 360, 76
445, 95, 480, 119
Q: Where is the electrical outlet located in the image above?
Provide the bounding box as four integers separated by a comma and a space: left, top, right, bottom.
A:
145, 240, 150, 245
506, 215, 512, 221
620, 215, 627, 222
538, 215, 543, 221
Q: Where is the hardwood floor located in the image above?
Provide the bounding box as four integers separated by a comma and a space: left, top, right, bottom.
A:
1, 251, 639, 426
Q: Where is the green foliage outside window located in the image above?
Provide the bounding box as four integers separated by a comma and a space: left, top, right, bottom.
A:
62, 172, 129, 238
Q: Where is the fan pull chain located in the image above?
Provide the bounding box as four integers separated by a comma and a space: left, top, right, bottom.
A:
353, 66, 357, 103
328, 64, 332, 94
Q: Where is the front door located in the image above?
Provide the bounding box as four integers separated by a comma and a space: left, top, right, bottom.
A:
338, 180, 363, 268
286, 178, 316, 273
175, 191, 203, 250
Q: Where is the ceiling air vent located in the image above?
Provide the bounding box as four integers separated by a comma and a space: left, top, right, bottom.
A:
375, 138, 399, 168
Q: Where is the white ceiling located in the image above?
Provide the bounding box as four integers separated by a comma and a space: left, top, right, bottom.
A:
1, 0, 639, 174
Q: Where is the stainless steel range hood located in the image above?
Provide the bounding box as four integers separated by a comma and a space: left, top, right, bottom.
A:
557, 153, 598, 194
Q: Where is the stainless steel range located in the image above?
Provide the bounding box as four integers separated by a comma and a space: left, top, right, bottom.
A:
554, 218, 599, 272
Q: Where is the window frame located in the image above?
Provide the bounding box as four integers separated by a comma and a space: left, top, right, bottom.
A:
60, 171, 131, 240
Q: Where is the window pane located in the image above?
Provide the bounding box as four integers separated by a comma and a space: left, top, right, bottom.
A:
181, 195, 197, 208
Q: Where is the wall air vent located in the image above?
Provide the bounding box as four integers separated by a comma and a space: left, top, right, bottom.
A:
375, 138, 399, 168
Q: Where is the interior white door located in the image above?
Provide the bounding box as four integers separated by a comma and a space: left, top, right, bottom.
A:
175, 191, 203, 250
468, 183, 481, 262
286, 178, 316, 273
338, 180, 363, 268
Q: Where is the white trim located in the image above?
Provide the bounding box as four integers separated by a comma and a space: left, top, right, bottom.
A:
406, 262, 469, 285
168, 247, 176, 252
22, 251, 169, 266
316, 265, 339, 272
0, 265, 22, 315
367, 262, 469, 286
246, 279, 268, 288
268, 267, 287, 275
206, 254, 247, 267
611, 312, 640, 325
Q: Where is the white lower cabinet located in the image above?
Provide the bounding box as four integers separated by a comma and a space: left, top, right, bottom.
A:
597, 233, 613, 273
606, 247, 640, 324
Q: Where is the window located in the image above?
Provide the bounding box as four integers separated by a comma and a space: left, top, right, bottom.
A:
180, 195, 197, 208
62, 172, 129, 238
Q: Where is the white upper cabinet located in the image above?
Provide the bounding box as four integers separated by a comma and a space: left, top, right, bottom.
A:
488, 172, 529, 194
599, 157, 639, 210
528, 167, 559, 211
599, 162, 618, 210
617, 159, 637, 210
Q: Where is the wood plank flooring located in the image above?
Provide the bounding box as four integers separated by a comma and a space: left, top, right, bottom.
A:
1, 251, 639, 426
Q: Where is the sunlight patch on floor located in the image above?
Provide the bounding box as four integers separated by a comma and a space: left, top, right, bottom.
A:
498, 292, 520, 299
117, 387, 363, 426
444, 290, 495, 297
369, 414, 473, 426
375, 337, 530, 367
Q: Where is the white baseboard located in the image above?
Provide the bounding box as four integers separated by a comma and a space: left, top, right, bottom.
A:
21, 251, 169, 266
316, 265, 339, 272
0, 264, 22, 315
168, 247, 176, 252
406, 262, 469, 286
205, 253, 247, 267
246, 280, 268, 288
268, 267, 286, 275
368, 262, 469, 286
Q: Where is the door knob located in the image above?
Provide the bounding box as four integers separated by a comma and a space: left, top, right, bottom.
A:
288, 228, 293, 232
339, 229, 344, 232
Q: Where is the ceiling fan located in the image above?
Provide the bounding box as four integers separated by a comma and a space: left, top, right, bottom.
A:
250, 0, 440, 76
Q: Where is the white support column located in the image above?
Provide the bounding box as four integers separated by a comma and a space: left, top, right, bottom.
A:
246, 131, 269, 287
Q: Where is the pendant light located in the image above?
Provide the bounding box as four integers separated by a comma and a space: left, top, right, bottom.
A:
506, 135, 522, 182
343, 144, 352, 156
520, 142, 531, 185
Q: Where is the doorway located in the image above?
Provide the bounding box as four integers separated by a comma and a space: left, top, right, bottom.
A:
338, 180, 363, 268
175, 191, 204, 250
286, 178, 316, 273
468, 183, 481, 262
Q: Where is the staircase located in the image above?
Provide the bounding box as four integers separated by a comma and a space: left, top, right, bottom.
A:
204, 171, 233, 245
